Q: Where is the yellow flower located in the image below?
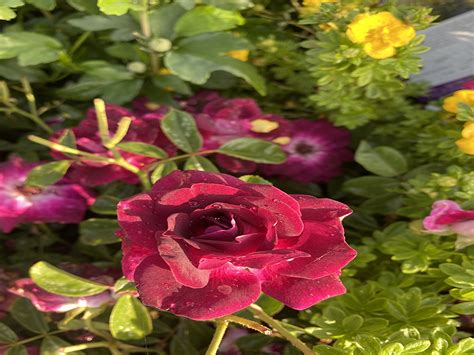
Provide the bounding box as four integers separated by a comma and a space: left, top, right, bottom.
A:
159, 68, 171, 75
456, 121, 474, 155
346, 12, 416, 59
249, 119, 279, 133
273, 136, 291, 145
226, 50, 249, 62
443, 90, 474, 113
300, 0, 336, 15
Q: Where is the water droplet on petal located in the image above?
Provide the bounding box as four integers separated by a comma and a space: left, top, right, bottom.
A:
217, 285, 232, 295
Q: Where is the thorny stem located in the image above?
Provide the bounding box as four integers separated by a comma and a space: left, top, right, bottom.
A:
249, 304, 314, 355
140, 0, 160, 74
205, 319, 229, 355
222, 315, 273, 335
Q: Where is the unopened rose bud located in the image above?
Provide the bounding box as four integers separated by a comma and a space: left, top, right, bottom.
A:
127, 61, 147, 74
149, 38, 172, 52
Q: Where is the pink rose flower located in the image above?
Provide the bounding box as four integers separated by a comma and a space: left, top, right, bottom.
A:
9, 264, 116, 313
118, 170, 356, 320
260, 119, 353, 183
423, 200, 474, 238
0, 156, 94, 233
52, 104, 175, 187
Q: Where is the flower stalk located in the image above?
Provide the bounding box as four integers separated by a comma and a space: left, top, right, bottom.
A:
205, 319, 229, 355
248, 304, 314, 355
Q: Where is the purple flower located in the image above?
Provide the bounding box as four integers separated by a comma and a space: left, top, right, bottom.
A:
261, 119, 353, 183
0, 156, 95, 233
423, 200, 474, 238
52, 104, 176, 187
8, 264, 116, 313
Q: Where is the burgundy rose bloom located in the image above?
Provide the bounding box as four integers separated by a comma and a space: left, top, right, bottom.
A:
9, 263, 116, 312
118, 170, 356, 320
261, 119, 353, 183
0, 156, 94, 233
52, 104, 175, 187
424, 200, 474, 238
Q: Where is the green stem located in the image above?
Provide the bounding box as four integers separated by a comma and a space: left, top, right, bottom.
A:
205, 319, 229, 355
140, 0, 160, 74
60, 342, 110, 353
146, 149, 218, 172
249, 304, 314, 355
0, 106, 53, 134
69, 32, 92, 55
222, 315, 273, 335
0, 330, 67, 350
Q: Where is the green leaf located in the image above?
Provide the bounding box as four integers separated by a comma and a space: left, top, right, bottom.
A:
66, 0, 99, 13
343, 315, 363, 332
170, 337, 200, 355
0, 0, 24, 21
164, 32, 265, 95
218, 138, 285, 163
58, 129, 76, 150
113, 277, 137, 294
5, 346, 28, 355
0, 322, 18, 343
239, 175, 272, 184
149, 4, 186, 39
25, 161, 72, 188
175, 5, 244, 37
256, 294, 284, 316
343, 176, 399, 198
403, 340, 431, 353
68, 15, 139, 41
30, 261, 110, 297
151, 161, 178, 183
0, 32, 63, 66
355, 141, 408, 177
25, 0, 56, 10
97, 0, 144, 15
91, 182, 136, 215
161, 109, 202, 153
184, 156, 218, 172
10, 298, 49, 334
110, 295, 152, 340
203, 0, 253, 10
40, 336, 83, 355
451, 302, 474, 315
117, 141, 168, 159
79, 218, 120, 246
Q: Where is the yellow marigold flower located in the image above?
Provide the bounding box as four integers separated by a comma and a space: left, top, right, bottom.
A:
273, 136, 291, 145
226, 50, 249, 62
346, 12, 416, 59
249, 119, 279, 133
159, 68, 171, 75
300, 0, 336, 15
456, 121, 474, 155
443, 90, 474, 113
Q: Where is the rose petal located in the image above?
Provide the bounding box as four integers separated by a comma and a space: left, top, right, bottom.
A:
261, 272, 346, 310
158, 237, 210, 288
293, 195, 352, 221
135, 256, 261, 320
271, 221, 357, 279
9, 279, 112, 313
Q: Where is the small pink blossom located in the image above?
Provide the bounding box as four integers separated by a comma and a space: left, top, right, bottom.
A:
0, 156, 94, 233
423, 200, 474, 238
9, 264, 116, 313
